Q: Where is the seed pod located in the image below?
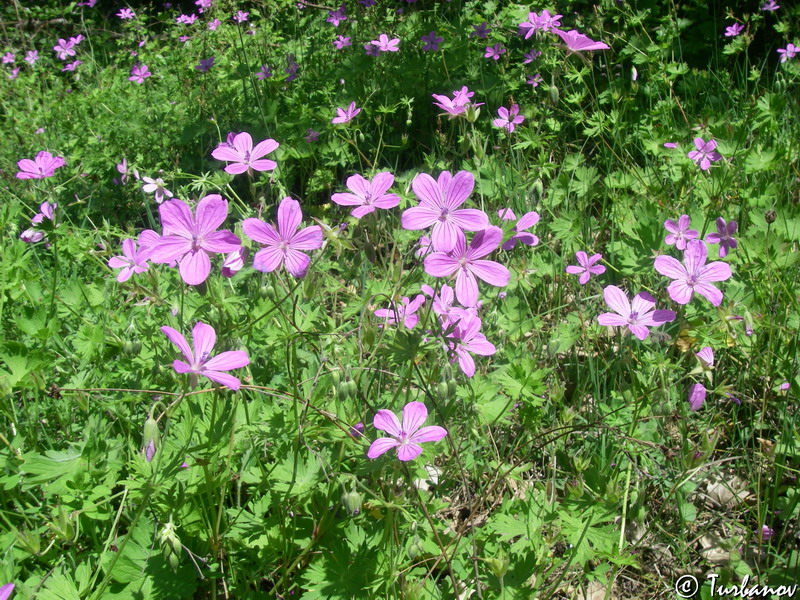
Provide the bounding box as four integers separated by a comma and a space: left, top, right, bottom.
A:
347, 379, 358, 398
158, 521, 181, 573
549, 84, 560, 105
331, 370, 341, 388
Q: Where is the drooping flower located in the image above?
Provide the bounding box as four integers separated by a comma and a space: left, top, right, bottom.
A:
195, 57, 215, 72
129, 63, 151, 83
331, 172, 400, 218
663, 215, 699, 250
663, 142, 678, 149
654, 239, 732, 306
20, 229, 44, 243
493, 104, 525, 133
108, 238, 150, 282
777, 43, 798, 63
0, 583, 15, 600
31, 201, 57, 224
53, 38, 76, 60
374, 294, 426, 328
519, 10, 562, 37
367, 401, 447, 461
371, 34, 400, 52
141, 176, 173, 203
687, 138, 723, 170
421, 31, 444, 51
443, 314, 496, 377
688, 383, 706, 411
596, 285, 677, 340
117, 8, 135, 19
16, 151, 65, 179
333, 35, 352, 50
242, 197, 323, 278
424, 226, 510, 307
724, 23, 744, 37
8, 68, 19, 80
696, 347, 715, 368
401, 170, 489, 253
566, 251, 605, 284
497, 208, 539, 250
484, 43, 506, 60
148, 195, 242, 286
211, 132, 279, 175
705, 217, 737, 258
331, 101, 361, 124
552, 29, 610, 52
161, 322, 250, 390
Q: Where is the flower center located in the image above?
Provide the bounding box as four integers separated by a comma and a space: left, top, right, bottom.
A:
278, 241, 288, 252
628, 311, 639, 324
191, 234, 203, 252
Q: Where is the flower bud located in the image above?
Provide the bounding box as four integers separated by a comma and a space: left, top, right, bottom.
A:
765, 210, 776, 224
142, 416, 160, 463
549, 84, 560, 104
486, 553, 509, 578
341, 489, 363, 516
158, 521, 182, 572
437, 381, 451, 401
407, 535, 425, 560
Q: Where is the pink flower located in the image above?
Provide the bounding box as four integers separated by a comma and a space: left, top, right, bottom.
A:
2, 52, 14, 64
777, 43, 797, 63
374, 294, 426, 328
654, 240, 732, 306
333, 35, 352, 50
687, 138, 722, 170
688, 383, 706, 411
401, 170, 488, 253
597, 285, 677, 340
724, 23, 744, 37
552, 29, 610, 52
663, 142, 678, 149
761, 0, 779, 10
141, 176, 173, 203
331, 172, 400, 218
0, 583, 15, 600
484, 44, 505, 60
208, 19, 221, 31
497, 208, 539, 250
444, 315, 496, 377
431, 86, 483, 118
305, 129, 320, 142
493, 104, 525, 133
16, 151, 65, 179
25, 50, 39, 65
108, 238, 150, 282
62, 60, 82, 72
331, 101, 361, 124
161, 322, 250, 390
148, 195, 242, 286
255, 64, 272, 80
566, 251, 605, 284
20, 229, 44, 243
211, 132, 279, 175
527, 73, 543, 87
367, 401, 447, 461
117, 8, 135, 19
705, 217, 737, 257
759, 525, 775, 541
242, 197, 323, 278
371, 34, 400, 52
221, 247, 247, 278
326, 5, 347, 26
53, 38, 76, 60
8, 68, 19, 80
31, 201, 57, 224
421, 284, 472, 323
696, 347, 715, 368
415, 235, 433, 258
424, 226, 510, 307
519, 10, 562, 37
663, 214, 699, 250
129, 64, 151, 83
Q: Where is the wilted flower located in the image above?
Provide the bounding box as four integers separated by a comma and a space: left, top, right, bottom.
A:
471, 22, 491, 39
523, 50, 542, 64
255, 64, 272, 80
759, 525, 775, 540
596, 285, 676, 340
367, 401, 447, 461
305, 129, 320, 142
444, 315, 496, 377
0, 583, 15, 600
695, 347, 715, 368
61, 60, 82, 72
221, 247, 247, 278
20, 229, 45, 243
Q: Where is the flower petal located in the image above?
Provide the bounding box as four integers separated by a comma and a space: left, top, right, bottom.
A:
402, 204, 440, 231
179, 250, 211, 286
283, 249, 311, 277
161, 326, 194, 362
401, 401, 428, 435
424, 253, 460, 278
654, 255, 687, 280
203, 370, 242, 390
373, 409, 402, 436
159, 199, 195, 236
251, 138, 279, 160
468, 260, 510, 287
277, 197, 302, 238
411, 172, 445, 207
203, 230, 242, 254
683, 240, 708, 275
289, 225, 323, 250
252, 247, 284, 272
455, 269, 479, 307
204, 350, 250, 371
242, 218, 280, 246
603, 285, 631, 317
694, 282, 724, 306
367, 437, 400, 459
666, 280, 694, 304
192, 322, 216, 361
195, 194, 228, 236
396, 443, 424, 462
444, 170, 475, 210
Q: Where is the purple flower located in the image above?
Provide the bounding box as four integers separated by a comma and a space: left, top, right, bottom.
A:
2, 52, 14, 64
523, 49, 541, 64
305, 129, 320, 142
688, 383, 706, 411
687, 138, 722, 170
663, 215, 699, 250
527, 73, 543, 87
233, 10, 249, 23
421, 284, 472, 323
0, 584, 15, 600
654, 239, 732, 306
779, 381, 790, 392
444, 315, 496, 377
196, 0, 212, 11
326, 5, 347, 26
242, 197, 323, 278
255, 64, 272, 80
7, 67, 19, 79
778, 43, 798, 63
725, 23, 744, 37
20, 229, 44, 243
471, 22, 491, 38
161, 322, 250, 390
31, 201, 56, 224
374, 294, 426, 328
759, 525, 775, 540
221, 247, 247, 278
53, 38, 76, 60
333, 35, 352, 50
519, 10, 562, 38
696, 346, 715, 368
663, 142, 678, 149
597, 285, 676, 340
148, 195, 242, 286
332, 101, 361, 124
358, 0, 376, 5
211, 132, 279, 175
421, 31, 443, 51
117, 8, 135, 19
332, 172, 400, 218
285, 54, 300, 81
176, 13, 198, 24
424, 227, 510, 308
493, 104, 525, 133
431, 86, 483, 118
25, 50, 38, 65
108, 238, 150, 282
61, 60, 82, 72
208, 18, 221, 31
484, 44, 506, 60
497, 208, 539, 250
195, 57, 215, 72
371, 34, 400, 52
552, 29, 610, 52
566, 251, 605, 284
364, 42, 380, 57
705, 217, 737, 258
761, 0, 779, 10
401, 170, 489, 253
415, 235, 433, 258
16, 151, 65, 179
129, 64, 151, 83
141, 176, 173, 203
367, 401, 447, 461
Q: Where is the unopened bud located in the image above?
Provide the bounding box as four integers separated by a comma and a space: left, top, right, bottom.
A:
341, 489, 363, 516
143, 416, 160, 463
765, 210, 776, 224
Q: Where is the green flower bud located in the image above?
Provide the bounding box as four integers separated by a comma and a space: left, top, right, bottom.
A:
486, 554, 509, 578
142, 416, 160, 463
549, 84, 560, 104
447, 379, 458, 398
407, 535, 425, 561
437, 381, 451, 401
341, 489, 363, 516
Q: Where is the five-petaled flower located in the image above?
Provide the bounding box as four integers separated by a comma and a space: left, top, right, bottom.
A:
484, 44, 506, 60
242, 197, 323, 278
117, 8, 135, 19
493, 104, 525, 133
654, 239, 732, 306
687, 138, 722, 170
401, 170, 489, 253
424, 226, 510, 307
233, 10, 249, 23
331, 101, 361, 124
497, 208, 539, 250
333, 35, 352, 50
161, 322, 250, 390
705, 217, 737, 258
374, 295, 426, 328
519, 10, 562, 37
331, 172, 400, 218
367, 401, 448, 461
129, 64, 151, 83
16, 151, 65, 179
53, 38, 76, 60
663, 214, 699, 250
148, 195, 242, 286
725, 23, 744, 37
421, 31, 443, 51
108, 238, 150, 282
431, 86, 483, 118
444, 315, 496, 377
778, 43, 797, 63
141, 176, 173, 203
195, 57, 215, 72
371, 34, 400, 52
566, 251, 605, 284
211, 132, 279, 175
596, 285, 677, 340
